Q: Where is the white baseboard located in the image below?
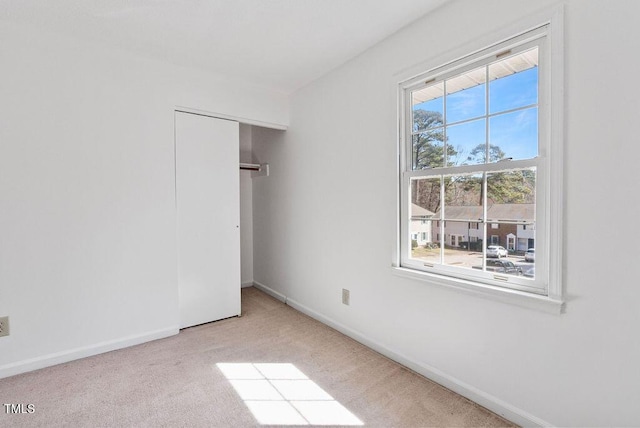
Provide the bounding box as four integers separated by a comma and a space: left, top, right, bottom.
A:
253, 282, 551, 427
253, 281, 287, 303
0, 327, 179, 380
241, 281, 255, 288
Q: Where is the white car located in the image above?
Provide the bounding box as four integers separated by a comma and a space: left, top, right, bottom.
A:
486, 245, 508, 258
525, 248, 535, 262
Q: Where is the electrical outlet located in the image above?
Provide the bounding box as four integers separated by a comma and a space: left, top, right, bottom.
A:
342, 289, 350, 306
0, 316, 9, 337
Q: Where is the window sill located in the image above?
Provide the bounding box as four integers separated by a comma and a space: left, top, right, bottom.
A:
391, 266, 564, 314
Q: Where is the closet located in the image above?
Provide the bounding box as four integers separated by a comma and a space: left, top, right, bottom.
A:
175, 111, 241, 328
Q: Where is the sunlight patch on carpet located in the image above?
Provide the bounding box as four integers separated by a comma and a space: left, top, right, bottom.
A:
217, 363, 364, 426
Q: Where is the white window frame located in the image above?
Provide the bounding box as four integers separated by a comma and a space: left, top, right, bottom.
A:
394, 19, 564, 312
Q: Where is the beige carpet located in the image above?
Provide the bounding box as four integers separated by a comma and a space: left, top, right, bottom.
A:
0, 287, 514, 427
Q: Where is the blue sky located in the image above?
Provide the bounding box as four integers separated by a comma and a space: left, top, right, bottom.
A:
413, 66, 538, 164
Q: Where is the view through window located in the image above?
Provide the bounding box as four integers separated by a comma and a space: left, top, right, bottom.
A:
400, 28, 552, 295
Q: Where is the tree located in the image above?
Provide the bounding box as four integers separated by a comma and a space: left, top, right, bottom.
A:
462, 143, 535, 205
411, 109, 446, 170
467, 144, 506, 164
411, 109, 457, 213
413, 177, 442, 214
486, 169, 535, 204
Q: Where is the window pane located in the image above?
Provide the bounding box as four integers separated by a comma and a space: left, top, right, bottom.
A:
521, 229, 536, 280
443, 221, 485, 270
410, 178, 441, 263
489, 48, 538, 114
412, 82, 444, 132
486, 168, 536, 206
482, 252, 524, 277
410, 235, 441, 264
443, 174, 483, 220
446, 67, 486, 123
446, 119, 486, 166
489, 108, 538, 161
412, 131, 445, 169
486, 169, 535, 278
411, 177, 441, 218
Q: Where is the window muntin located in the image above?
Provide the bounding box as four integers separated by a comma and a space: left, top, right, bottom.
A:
400, 29, 550, 295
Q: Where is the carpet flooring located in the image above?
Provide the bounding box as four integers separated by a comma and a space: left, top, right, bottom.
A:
0, 287, 515, 427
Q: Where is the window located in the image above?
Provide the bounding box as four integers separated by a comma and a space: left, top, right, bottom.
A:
398, 24, 562, 299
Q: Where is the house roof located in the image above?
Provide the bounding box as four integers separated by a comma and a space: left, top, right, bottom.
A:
435, 204, 535, 222
411, 203, 435, 218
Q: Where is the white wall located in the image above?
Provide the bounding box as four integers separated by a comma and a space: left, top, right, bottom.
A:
0, 21, 287, 376
239, 124, 254, 286
252, 0, 640, 426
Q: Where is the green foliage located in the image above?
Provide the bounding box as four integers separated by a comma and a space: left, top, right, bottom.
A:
487, 169, 535, 204
450, 144, 535, 205
411, 239, 418, 249
411, 109, 456, 169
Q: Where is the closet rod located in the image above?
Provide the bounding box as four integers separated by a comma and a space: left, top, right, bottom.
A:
239, 162, 261, 171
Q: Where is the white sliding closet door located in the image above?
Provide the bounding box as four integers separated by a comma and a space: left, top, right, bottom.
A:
175, 111, 241, 329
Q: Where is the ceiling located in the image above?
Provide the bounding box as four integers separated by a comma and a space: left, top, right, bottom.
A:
0, 0, 449, 93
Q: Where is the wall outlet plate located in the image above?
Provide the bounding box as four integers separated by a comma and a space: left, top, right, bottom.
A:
342, 289, 350, 306
0, 316, 9, 337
